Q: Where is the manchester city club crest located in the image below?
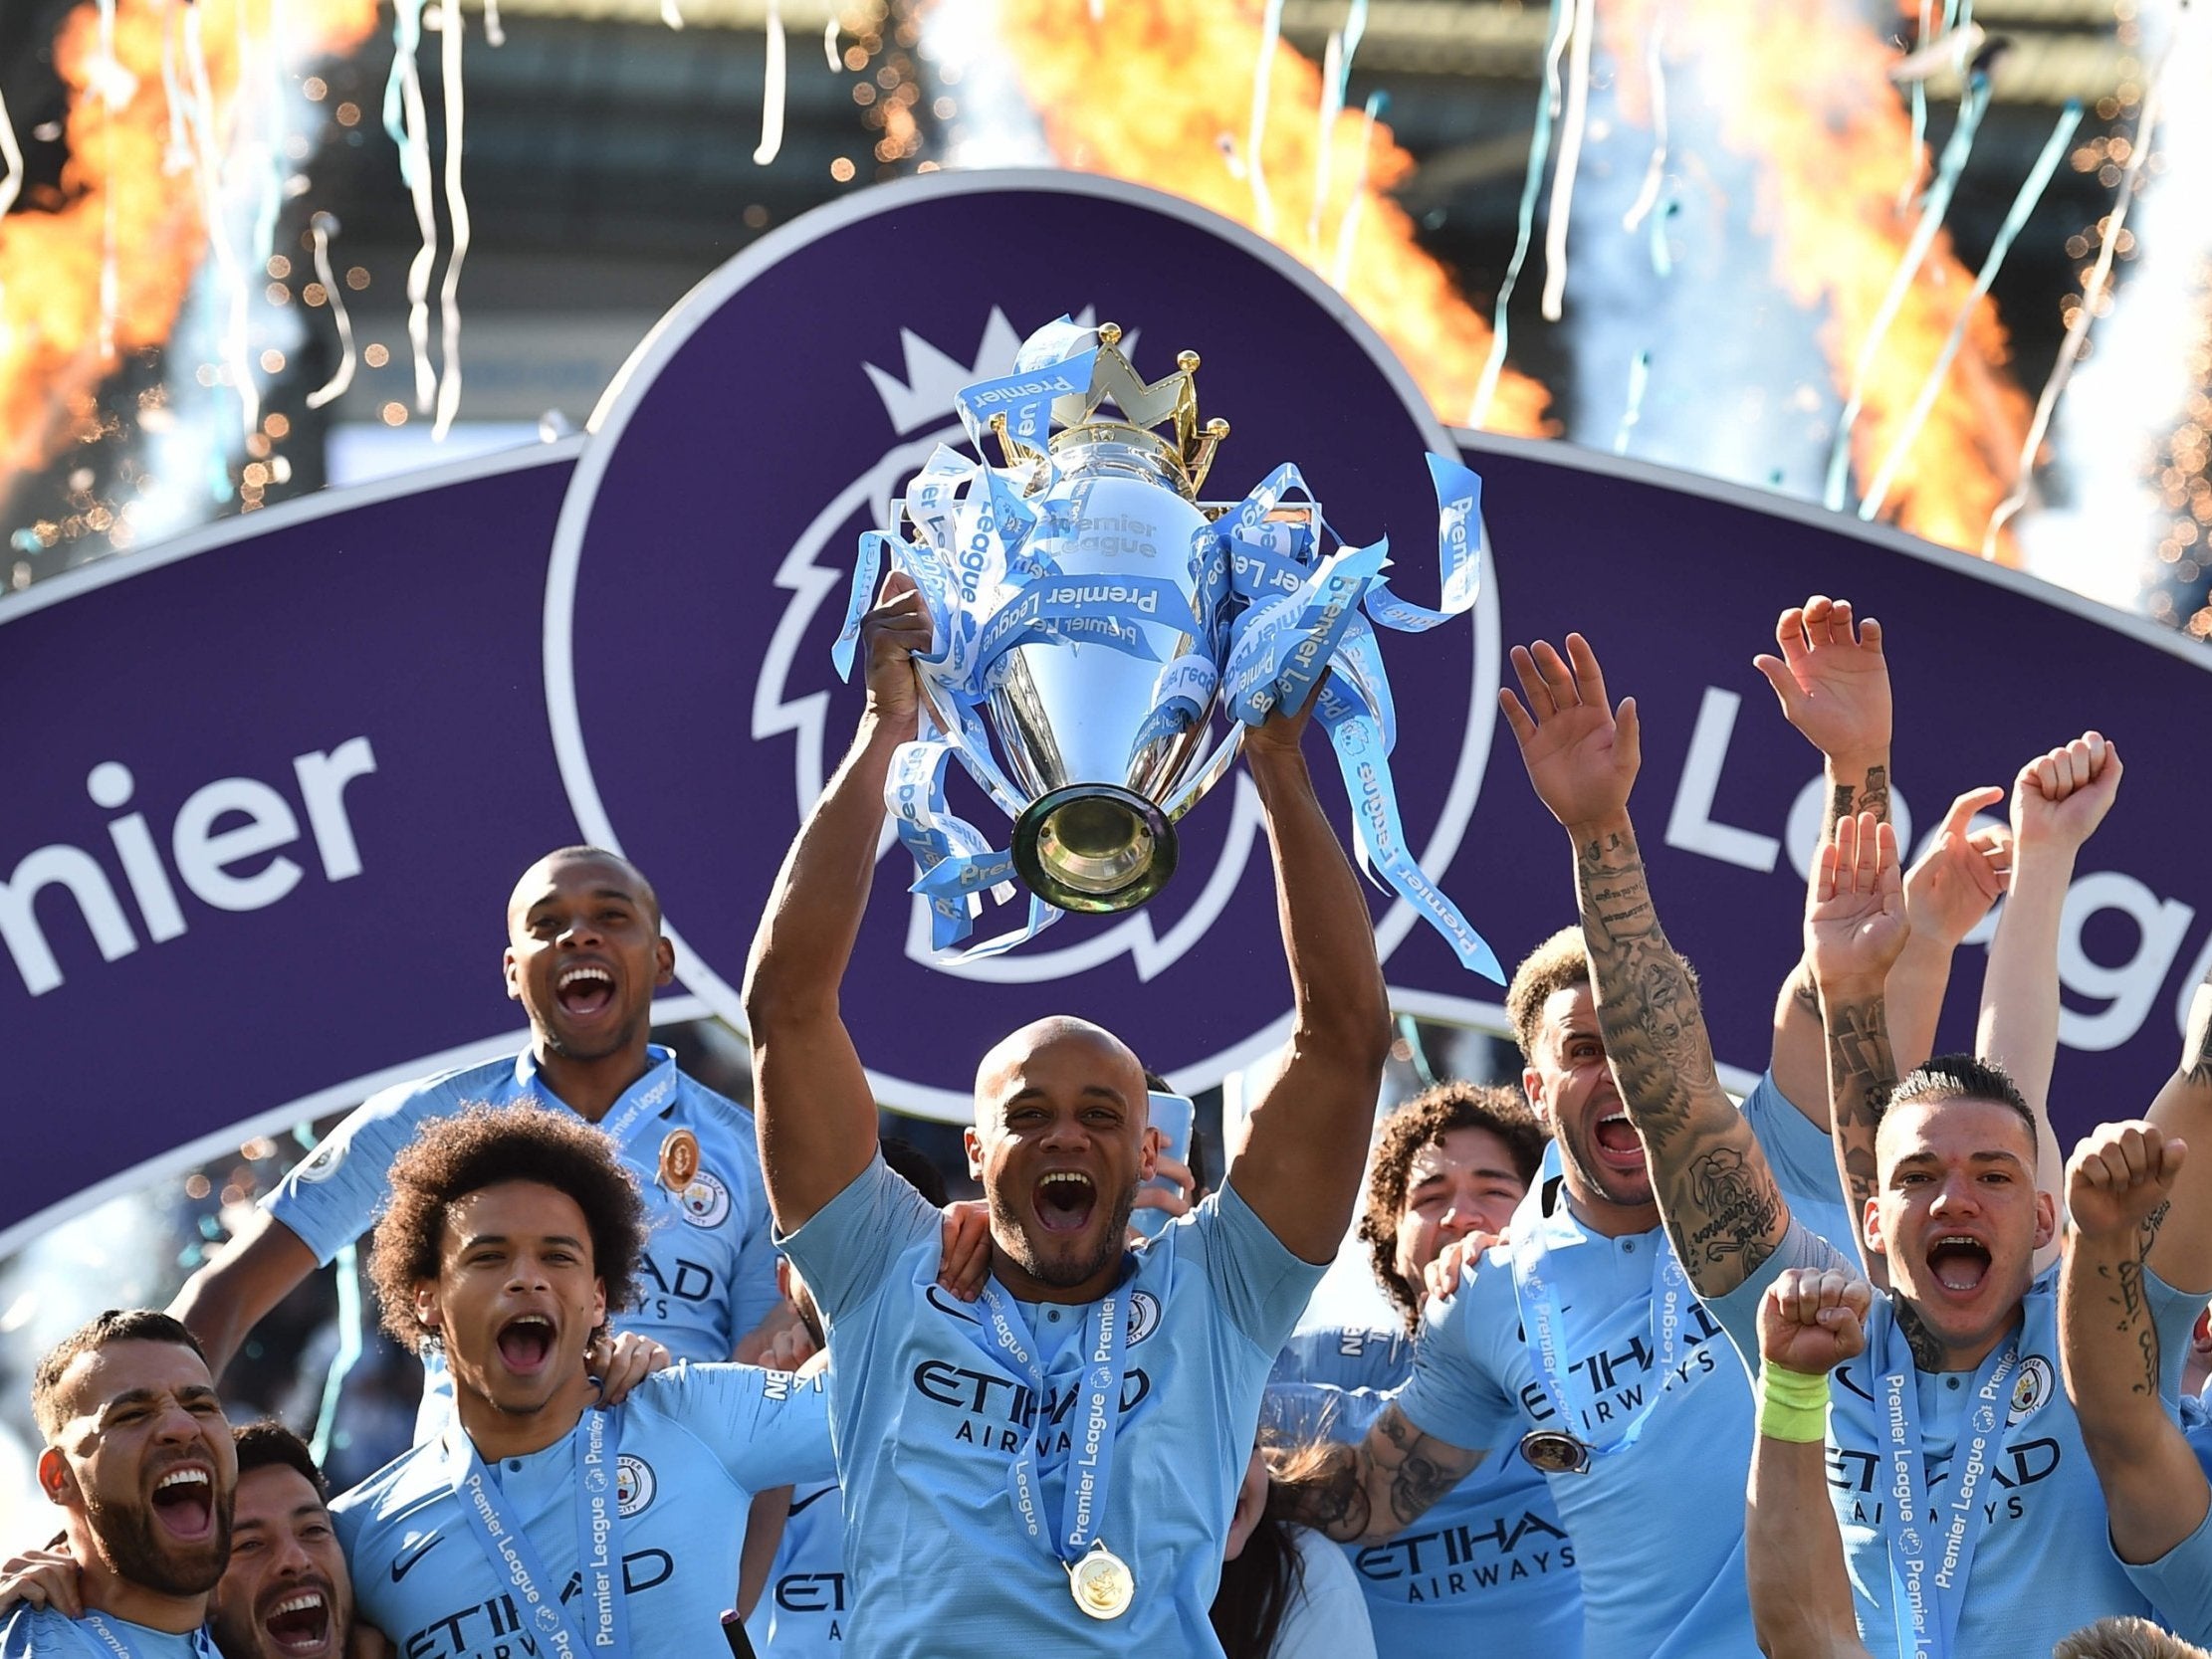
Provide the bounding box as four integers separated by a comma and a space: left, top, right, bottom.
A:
2007, 1354, 2054, 1426
544, 171, 1499, 1125
677, 1170, 731, 1228
1124, 1291, 1162, 1347
616, 1453, 656, 1518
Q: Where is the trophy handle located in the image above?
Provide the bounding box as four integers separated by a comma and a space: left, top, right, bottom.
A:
1159, 723, 1245, 823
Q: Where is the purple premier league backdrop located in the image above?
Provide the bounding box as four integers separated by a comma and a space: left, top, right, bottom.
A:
1, 170, 2207, 1249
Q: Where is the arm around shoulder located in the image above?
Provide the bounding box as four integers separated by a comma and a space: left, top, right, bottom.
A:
168, 1208, 321, 1379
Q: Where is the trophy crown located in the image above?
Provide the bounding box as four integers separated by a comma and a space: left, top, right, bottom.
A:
987, 320, 1230, 499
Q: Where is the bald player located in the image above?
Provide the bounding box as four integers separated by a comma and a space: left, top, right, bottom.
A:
742, 570, 1391, 1652
169, 846, 780, 1429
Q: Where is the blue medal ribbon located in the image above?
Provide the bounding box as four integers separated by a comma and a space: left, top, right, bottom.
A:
1507, 1222, 1690, 1461
969, 1276, 1133, 1575
1868, 1305, 2021, 1659
592, 1056, 681, 1154
444, 1410, 629, 1659
74, 1618, 219, 1659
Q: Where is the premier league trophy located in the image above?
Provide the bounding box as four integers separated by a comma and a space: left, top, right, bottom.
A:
831, 314, 1503, 979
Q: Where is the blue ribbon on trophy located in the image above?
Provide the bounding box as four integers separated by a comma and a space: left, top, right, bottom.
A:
830, 313, 1502, 981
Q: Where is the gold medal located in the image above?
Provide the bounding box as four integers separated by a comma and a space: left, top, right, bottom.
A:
657, 1128, 700, 1192
1067, 1541, 1134, 1620
1519, 1428, 1593, 1475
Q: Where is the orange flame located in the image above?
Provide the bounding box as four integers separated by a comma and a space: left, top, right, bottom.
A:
981, 0, 1553, 438
0, 0, 377, 502
1601, 0, 2032, 557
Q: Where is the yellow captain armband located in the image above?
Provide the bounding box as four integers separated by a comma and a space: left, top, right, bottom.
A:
1757, 1362, 1832, 1443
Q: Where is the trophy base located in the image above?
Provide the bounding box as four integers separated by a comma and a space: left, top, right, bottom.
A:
1012, 785, 1178, 915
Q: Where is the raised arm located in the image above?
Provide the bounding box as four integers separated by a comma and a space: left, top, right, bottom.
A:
1755, 597, 1893, 1120
1804, 812, 1911, 1283
1264, 1401, 1484, 1544
2140, 964, 2212, 1294
742, 573, 930, 1231
168, 1210, 321, 1378
1222, 710, 1394, 1262
1885, 787, 2011, 1073
1746, 1266, 1877, 1659
1977, 732, 2121, 1209
1501, 633, 1792, 1297
2060, 1121, 2209, 1565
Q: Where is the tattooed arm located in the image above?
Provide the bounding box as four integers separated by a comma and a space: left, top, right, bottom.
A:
1265, 1402, 1486, 1544
1805, 813, 1912, 1284
1756, 597, 1894, 1124
1502, 634, 1793, 1299
2060, 1122, 2208, 1565
2140, 965, 2212, 1295
1977, 734, 2122, 1233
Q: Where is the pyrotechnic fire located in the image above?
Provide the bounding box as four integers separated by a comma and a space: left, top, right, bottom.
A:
1599, 0, 2033, 557
973, 0, 1553, 438
0, 0, 378, 518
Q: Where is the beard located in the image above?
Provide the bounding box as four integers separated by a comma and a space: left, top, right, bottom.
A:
84, 1490, 230, 1597
989, 1179, 1140, 1289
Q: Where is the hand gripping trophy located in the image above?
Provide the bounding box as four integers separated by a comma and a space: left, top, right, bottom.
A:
830, 314, 1501, 979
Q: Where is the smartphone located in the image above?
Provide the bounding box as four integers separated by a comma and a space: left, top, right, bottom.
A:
1131, 1090, 1196, 1238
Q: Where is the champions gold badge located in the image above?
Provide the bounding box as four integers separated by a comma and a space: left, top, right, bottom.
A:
1067, 1542, 1134, 1620
658, 1129, 700, 1193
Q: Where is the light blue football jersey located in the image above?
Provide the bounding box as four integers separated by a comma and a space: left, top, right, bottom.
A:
1268, 1325, 1583, 1657
1389, 1072, 1843, 1659
266, 1045, 778, 1433
332, 1361, 833, 1658
744, 1480, 847, 1654
1712, 1230, 2203, 1659
2116, 1502, 2212, 1646
779, 1154, 1324, 1656
0, 1608, 215, 1659
1740, 1070, 1859, 1257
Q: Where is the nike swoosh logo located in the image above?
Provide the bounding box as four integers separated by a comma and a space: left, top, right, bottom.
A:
788, 1485, 842, 1517
391, 1535, 440, 1582
925, 1285, 981, 1326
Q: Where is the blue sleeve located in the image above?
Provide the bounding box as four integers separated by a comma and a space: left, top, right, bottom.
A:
1704, 1215, 1853, 1375
2116, 1502, 2212, 1645
1740, 1070, 1857, 1258
1394, 1257, 1515, 1453
264, 1080, 447, 1265
777, 1155, 939, 1326
647, 1360, 838, 1490
1263, 1379, 1391, 1443
724, 1138, 783, 1345
1193, 1180, 1329, 1353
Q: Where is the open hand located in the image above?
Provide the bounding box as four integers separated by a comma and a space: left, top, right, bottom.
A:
1500, 634, 1641, 832
2011, 731, 2122, 856
1753, 596, 1890, 765
1129, 1153, 1197, 1240
0, 1547, 82, 1620
2067, 1120, 2186, 1242
1807, 812, 1908, 989
1756, 1266, 1872, 1376
1902, 787, 2011, 948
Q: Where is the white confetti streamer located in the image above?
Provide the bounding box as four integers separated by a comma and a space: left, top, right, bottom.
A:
433, 0, 471, 441
1245, 0, 1282, 236
160, 5, 188, 172
99, 0, 117, 359
1307, 31, 1342, 253
662, 0, 685, 29
1469, 0, 1572, 428
1986, 36, 2175, 556
1539, 0, 1595, 322
1329, 92, 1383, 292
393, 1, 439, 414
1622, 12, 1668, 233
484, 0, 506, 47
1863, 104, 2080, 519
823, 17, 839, 71
755, 0, 785, 165
181, 5, 260, 440
304, 213, 358, 410
0, 74, 24, 222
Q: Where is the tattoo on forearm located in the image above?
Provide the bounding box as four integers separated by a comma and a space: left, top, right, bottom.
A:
1678, 1145, 1782, 1274
1789, 964, 1822, 1021
1825, 995, 1896, 1244
1826, 781, 1856, 841
1857, 766, 1890, 827
1374, 1405, 1472, 1533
